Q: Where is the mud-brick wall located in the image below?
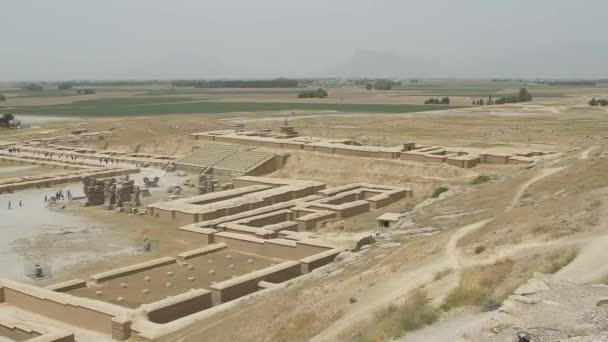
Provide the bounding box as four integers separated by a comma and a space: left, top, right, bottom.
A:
210, 261, 301, 304
2, 288, 115, 334
146, 291, 212, 324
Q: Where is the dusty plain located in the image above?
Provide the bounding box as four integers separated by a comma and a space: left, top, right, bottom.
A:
1, 80, 608, 341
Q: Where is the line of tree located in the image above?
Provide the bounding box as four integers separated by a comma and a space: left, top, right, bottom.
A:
0, 114, 15, 128
172, 78, 298, 88
22, 84, 44, 91
474, 88, 532, 106
424, 97, 450, 105
58, 80, 165, 87
298, 88, 328, 98
494, 88, 533, 104
77, 89, 96, 95
589, 98, 608, 106
538, 80, 596, 87
57, 81, 76, 90
373, 79, 398, 90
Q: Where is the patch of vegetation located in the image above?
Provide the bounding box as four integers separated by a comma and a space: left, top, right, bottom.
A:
472, 88, 533, 105
589, 98, 608, 106
537, 247, 578, 274
22, 83, 44, 91
432, 186, 449, 198
172, 78, 299, 88
76, 88, 96, 95
433, 268, 453, 281
474, 245, 486, 254
471, 175, 491, 185
0, 94, 5, 101
0, 113, 15, 128
373, 79, 398, 91
356, 290, 440, 341
298, 88, 328, 98
57, 82, 75, 90
441, 258, 513, 312
2, 100, 464, 117
424, 97, 450, 105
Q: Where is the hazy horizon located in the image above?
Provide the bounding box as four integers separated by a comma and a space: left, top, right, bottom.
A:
2, 0, 607, 81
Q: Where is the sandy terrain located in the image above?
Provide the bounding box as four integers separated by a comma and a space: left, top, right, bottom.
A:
1, 83, 608, 341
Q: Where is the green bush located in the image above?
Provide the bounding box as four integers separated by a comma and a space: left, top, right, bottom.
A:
471, 175, 491, 185
297, 88, 328, 98
432, 187, 449, 198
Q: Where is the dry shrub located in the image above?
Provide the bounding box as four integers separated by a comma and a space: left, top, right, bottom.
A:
537, 247, 578, 274
531, 224, 552, 236
442, 258, 513, 311
271, 312, 322, 342
355, 290, 440, 341
433, 267, 453, 281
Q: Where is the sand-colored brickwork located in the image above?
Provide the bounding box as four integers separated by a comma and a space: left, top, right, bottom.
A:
0, 152, 139, 193
190, 130, 553, 168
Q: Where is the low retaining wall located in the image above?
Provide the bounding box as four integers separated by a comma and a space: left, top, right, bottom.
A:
0, 280, 126, 336
209, 261, 301, 305
299, 248, 345, 273
142, 289, 212, 324
45, 279, 86, 293
176, 243, 226, 261
89, 257, 176, 284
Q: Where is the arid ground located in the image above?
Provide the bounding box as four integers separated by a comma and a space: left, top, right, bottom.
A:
1, 80, 608, 341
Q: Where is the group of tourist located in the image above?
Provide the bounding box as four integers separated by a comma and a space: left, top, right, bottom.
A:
44, 189, 71, 202
6, 199, 22, 209
8, 148, 122, 165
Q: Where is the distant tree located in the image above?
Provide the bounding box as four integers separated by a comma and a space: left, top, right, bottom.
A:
373, 79, 394, 91
518, 88, 532, 102
0, 94, 5, 101
472, 100, 476, 106
599, 99, 608, 107
365, 84, 372, 91
76, 89, 82, 95
589, 98, 598, 106
0, 113, 15, 128
478, 99, 484, 106
23, 84, 43, 91
298, 88, 328, 98
57, 82, 75, 90
82, 88, 96, 95
441, 97, 450, 105
487, 95, 493, 105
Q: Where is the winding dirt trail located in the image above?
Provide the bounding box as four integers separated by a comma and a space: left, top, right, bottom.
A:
312, 165, 571, 341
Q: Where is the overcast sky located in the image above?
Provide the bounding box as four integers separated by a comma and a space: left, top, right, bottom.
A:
1, 0, 607, 80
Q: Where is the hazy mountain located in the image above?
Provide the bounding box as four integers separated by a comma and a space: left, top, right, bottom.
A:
322, 49, 439, 79
119, 52, 243, 80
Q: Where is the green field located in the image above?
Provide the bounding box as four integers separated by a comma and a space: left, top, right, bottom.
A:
1, 99, 464, 117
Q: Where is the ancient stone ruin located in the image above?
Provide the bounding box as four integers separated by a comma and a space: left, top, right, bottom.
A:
143, 176, 160, 188
83, 176, 141, 211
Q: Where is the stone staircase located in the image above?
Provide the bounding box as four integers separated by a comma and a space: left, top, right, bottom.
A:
216, 150, 275, 173
175, 144, 275, 175
175, 144, 242, 169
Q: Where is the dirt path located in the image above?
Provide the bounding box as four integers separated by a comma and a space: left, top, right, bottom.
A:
555, 194, 608, 283
399, 311, 494, 342
579, 145, 599, 160
508, 167, 565, 209
312, 164, 572, 341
